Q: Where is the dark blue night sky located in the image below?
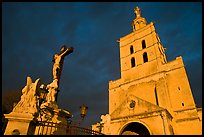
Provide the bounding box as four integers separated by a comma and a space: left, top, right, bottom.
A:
2, 2, 202, 128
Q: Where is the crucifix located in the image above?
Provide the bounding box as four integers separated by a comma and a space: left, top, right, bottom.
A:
49, 45, 74, 103
52, 45, 74, 86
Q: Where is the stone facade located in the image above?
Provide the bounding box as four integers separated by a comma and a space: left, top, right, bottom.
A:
92, 6, 202, 135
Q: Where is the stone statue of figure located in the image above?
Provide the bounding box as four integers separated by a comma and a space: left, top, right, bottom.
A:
46, 79, 58, 104
52, 45, 74, 84
134, 6, 141, 18
101, 114, 111, 134
40, 46, 73, 109
12, 77, 41, 115
40, 79, 59, 109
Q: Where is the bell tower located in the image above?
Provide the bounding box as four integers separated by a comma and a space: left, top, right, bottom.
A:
92, 6, 202, 135
111, 6, 198, 115
119, 7, 167, 82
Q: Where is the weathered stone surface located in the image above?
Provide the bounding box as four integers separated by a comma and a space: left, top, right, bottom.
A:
4, 46, 73, 135
92, 6, 202, 135
12, 77, 41, 115
4, 112, 36, 135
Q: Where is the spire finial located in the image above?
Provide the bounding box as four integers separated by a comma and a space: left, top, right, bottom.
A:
134, 6, 141, 18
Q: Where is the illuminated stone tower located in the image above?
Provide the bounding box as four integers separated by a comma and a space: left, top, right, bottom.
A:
92, 6, 202, 135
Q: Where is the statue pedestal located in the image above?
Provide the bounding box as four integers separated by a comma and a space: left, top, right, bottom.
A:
34, 104, 71, 135
34, 113, 68, 135
52, 114, 68, 135
4, 112, 37, 135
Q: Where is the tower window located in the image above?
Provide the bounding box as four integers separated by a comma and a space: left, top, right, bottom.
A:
131, 57, 136, 68
155, 87, 159, 106
130, 45, 134, 54
142, 40, 146, 49
143, 52, 148, 63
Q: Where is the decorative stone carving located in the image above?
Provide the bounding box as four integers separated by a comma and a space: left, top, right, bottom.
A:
134, 6, 141, 18
101, 114, 111, 134
4, 45, 73, 135
52, 46, 73, 83
38, 46, 74, 109
12, 76, 41, 115
46, 79, 59, 104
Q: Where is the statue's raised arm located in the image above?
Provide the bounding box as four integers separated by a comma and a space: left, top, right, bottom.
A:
58, 46, 74, 57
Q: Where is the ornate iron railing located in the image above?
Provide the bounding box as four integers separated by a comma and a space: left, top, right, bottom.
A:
35, 121, 104, 135
66, 125, 104, 135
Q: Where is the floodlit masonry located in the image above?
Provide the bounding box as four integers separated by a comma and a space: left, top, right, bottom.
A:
92, 6, 202, 135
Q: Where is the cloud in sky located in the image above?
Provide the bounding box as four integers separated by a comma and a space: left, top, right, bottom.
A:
2, 2, 202, 127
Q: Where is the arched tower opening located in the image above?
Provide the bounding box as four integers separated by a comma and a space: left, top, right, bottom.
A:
120, 122, 150, 135
131, 57, 136, 68
143, 52, 148, 63
130, 45, 134, 54
142, 40, 146, 49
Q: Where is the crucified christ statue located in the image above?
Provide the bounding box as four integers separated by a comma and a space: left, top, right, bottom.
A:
52, 45, 74, 83
40, 45, 73, 106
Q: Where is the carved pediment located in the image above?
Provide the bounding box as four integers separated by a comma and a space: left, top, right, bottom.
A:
110, 94, 164, 119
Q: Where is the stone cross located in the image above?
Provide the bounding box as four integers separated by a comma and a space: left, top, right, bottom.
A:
52, 45, 73, 85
